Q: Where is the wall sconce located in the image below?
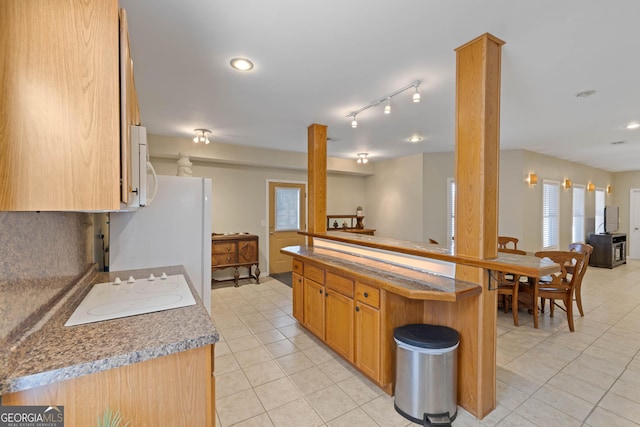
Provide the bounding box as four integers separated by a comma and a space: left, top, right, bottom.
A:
563, 179, 572, 189
356, 153, 369, 164
587, 182, 595, 192
526, 173, 537, 186
193, 128, 211, 144
607, 185, 613, 194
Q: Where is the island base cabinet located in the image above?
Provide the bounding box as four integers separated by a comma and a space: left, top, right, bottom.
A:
325, 290, 354, 362
292, 272, 304, 322
355, 301, 380, 382
2, 345, 215, 427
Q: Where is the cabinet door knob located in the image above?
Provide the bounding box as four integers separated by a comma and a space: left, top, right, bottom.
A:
355, 306, 360, 312
364, 292, 369, 298
319, 289, 323, 294
325, 292, 328, 297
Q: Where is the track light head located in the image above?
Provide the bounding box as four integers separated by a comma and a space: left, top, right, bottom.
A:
351, 115, 358, 128
384, 97, 391, 115
412, 85, 421, 103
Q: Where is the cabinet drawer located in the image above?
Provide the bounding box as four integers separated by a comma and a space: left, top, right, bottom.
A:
212, 253, 237, 266
213, 242, 237, 254
292, 259, 304, 275
355, 282, 380, 308
326, 272, 354, 298
304, 264, 325, 284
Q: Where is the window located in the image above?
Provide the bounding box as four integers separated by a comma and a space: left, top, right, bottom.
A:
447, 178, 455, 249
572, 185, 585, 243
595, 189, 605, 233
275, 187, 301, 231
542, 180, 560, 249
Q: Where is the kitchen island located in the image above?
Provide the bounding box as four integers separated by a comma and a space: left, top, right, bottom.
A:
0, 265, 218, 426
282, 232, 557, 405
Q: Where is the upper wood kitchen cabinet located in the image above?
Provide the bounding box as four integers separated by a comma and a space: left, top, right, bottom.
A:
0, 0, 138, 211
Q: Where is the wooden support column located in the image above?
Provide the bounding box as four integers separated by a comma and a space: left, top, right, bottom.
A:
454, 33, 504, 417
307, 123, 328, 243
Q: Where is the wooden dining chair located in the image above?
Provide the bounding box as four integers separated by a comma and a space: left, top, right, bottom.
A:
522, 250, 587, 332
496, 248, 527, 326
567, 242, 593, 316
498, 236, 519, 250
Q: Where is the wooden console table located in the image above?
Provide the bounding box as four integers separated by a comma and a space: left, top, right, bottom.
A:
211, 233, 260, 287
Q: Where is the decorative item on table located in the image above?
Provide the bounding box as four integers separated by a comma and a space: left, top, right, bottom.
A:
176, 153, 193, 177
356, 206, 364, 216
342, 221, 348, 228
333, 220, 339, 229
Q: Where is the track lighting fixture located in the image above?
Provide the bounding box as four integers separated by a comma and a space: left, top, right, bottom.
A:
193, 128, 211, 144
356, 153, 369, 164
346, 80, 421, 127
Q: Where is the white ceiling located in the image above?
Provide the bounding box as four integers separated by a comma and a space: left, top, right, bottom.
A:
121, 0, 640, 172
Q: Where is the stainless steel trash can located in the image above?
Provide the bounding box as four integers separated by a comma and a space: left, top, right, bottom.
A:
394, 324, 459, 426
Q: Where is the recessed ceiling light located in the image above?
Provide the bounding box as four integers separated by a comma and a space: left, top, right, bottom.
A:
575, 90, 596, 98
408, 136, 422, 143
611, 140, 625, 145
626, 122, 640, 129
230, 57, 254, 71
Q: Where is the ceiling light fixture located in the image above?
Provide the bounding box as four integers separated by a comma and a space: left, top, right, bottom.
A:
408, 136, 422, 143
356, 153, 369, 164
193, 128, 211, 144
346, 80, 421, 127
575, 89, 596, 98
626, 122, 640, 129
230, 57, 254, 71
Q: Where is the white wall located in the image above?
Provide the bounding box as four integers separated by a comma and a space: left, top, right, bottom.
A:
422, 152, 454, 245
364, 154, 424, 241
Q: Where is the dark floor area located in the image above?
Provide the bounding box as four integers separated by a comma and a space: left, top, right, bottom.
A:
270, 271, 292, 287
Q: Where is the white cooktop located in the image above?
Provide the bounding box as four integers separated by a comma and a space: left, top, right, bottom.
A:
65, 273, 196, 327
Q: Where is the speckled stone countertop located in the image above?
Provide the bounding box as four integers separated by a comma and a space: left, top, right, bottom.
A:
281, 245, 481, 301
0, 265, 218, 395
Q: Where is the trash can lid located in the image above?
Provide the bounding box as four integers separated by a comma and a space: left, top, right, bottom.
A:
394, 324, 459, 349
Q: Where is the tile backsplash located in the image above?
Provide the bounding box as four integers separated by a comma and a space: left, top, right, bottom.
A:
0, 212, 93, 282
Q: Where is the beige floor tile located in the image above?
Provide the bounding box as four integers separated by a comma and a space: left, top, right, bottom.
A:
477, 404, 510, 426
289, 366, 334, 395
503, 355, 559, 383
227, 335, 262, 353
219, 324, 252, 340
276, 351, 316, 375
239, 312, 267, 324
263, 339, 299, 358
289, 332, 320, 350
561, 358, 620, 389
234, 346, 273, 369
307, 385, 358, 422
317, 358, 354, 383
251, 300, 279, 312
254, 377, 303, 411
512, 398, 582, 427
216, 369, 252, 399
496, 380, 529, 411
610, 369, 640, 404
216, 389, 265, 427
584, 407, 640, 427
277, 323, 306, 338
450, 408, 482, 426
254, 329, 287, 345
230, 413, 275, 427
245, 320, 278, 334
267, 398, 324, 427
269, 315, 297, 328
546, 372, 607, 404
494, 412, 538, 426
326, 407, 377, 427
532, 384, 593, 421
260, 307, 288, 319
233, 304, 259, 315
336, 375, 383, 406
599, 392, 640, 424
215, 354, 241, 375
214, 341, 231, 358
302, 345, 335, 365
243, 360, 287, 387
361, 395, 412, 427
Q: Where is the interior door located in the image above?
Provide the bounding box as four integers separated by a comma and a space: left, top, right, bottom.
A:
268, 182, 306, 274
630, 188, 640, 259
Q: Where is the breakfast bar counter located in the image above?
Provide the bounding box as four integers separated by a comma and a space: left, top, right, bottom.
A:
1, 265, 218, 426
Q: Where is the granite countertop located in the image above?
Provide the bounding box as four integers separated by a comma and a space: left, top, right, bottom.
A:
0, 265, 218, 395
281, 245, 481, 301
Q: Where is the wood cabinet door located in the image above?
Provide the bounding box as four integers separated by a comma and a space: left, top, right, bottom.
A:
238, 239, 258, 263
303, 278, 325, 339
355, 302, 380, 382
292, 272, 304, 322
326, 290, 354, 362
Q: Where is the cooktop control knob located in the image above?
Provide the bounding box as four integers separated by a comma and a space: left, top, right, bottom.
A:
127, 276, 135, 284
148, 273, 156, 281
113, 277, 122, 285
161, 272, 168, 280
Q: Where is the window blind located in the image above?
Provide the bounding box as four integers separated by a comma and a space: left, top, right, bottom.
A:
572, 185, 585, 243
543, 181, 560, 249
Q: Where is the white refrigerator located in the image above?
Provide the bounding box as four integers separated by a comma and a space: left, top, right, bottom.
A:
109, 175, 212, 314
